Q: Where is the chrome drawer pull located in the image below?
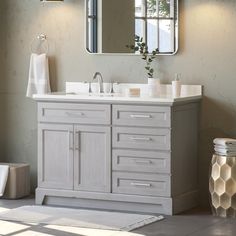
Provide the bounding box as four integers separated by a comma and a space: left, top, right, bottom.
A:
130, 114, 152, 119
65, 112, 84, 117
130, 137, 152, 142
131, 182, 152, 187
135, 160, 152, 165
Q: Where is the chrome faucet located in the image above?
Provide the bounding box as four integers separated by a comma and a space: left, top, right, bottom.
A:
92, 72, 104, 93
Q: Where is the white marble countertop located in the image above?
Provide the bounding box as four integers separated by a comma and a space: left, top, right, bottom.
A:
33, 84, 202, 105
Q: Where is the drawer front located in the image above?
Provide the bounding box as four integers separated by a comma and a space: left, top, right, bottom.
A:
113, 150, 170, 174
112, 172, 171, 197
38, 103, 111, 125
113, 105, 171, 127
113, 127, 171, 150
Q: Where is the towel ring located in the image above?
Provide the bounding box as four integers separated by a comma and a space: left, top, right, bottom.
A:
30, 34, 49, 54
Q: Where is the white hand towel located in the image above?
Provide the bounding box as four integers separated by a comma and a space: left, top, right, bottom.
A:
215, 152, 236, 157
213, 138, 236, 147
0, 165, 9, 197
214, 145, 236, 152
215, 147, 236, 155
26, 53, 51, 98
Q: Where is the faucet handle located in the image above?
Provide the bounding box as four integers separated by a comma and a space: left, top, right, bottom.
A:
110, 82, 115, 94
111, 81, 119, 94
88, 82, 92, 93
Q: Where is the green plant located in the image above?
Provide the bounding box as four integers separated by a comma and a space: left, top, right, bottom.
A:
126, 35, 159, 78
147, 0, 170, 17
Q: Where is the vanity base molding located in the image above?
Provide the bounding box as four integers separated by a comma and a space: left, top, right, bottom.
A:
36, 188, 199, 215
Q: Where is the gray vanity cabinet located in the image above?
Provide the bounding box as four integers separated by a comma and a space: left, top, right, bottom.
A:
36, 100, 200, 215
38, 124, 111, 193
73, 125, 111, 192
38, 123, 74, 190
37, 102, 111, 193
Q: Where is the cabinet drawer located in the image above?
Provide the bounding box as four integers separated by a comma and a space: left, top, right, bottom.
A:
113, 127, 171, 150
113, 105, 170, 127
113, 150, 170, 174
38, 103, 111, 125
112, 172, 171, 197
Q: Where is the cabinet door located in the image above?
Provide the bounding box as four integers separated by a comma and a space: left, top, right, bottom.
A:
38, 123, 74, 190
74, 125, 111, 192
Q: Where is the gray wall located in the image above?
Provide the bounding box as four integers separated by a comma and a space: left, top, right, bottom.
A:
0, 0, 6, 160
1, 0, 236, 207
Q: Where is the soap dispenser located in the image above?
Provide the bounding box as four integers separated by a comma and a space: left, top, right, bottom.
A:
172, 73, 181, 98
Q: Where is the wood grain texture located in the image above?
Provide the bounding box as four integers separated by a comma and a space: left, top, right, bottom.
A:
171, 103, 199, 198
112, 149, 171, 174
74, 125, 111, 192
113, 126, 171, 150
113, 105, 171, 127
36, 101, 200, 215
38, 123, 74, 190
112, 172, 171, 197
36, 188, 172, 214
38, 102, 111, 125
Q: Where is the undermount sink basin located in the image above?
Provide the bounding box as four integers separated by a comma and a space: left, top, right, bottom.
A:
89, 92, 114, 97
66, 92, 119, 97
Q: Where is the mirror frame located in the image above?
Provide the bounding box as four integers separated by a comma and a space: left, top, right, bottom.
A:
85, 0, 179, 55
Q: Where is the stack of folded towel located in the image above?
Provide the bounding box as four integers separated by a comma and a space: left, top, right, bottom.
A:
214, 138, 236, 157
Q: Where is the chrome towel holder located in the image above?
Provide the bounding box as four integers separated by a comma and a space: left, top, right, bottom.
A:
30, 34, 49, 54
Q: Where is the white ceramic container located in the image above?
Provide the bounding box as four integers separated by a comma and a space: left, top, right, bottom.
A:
148, 78, 161, 97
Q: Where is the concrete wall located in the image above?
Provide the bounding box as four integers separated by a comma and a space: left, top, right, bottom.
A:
1, 0, 236, 207
0, 0, 6, 161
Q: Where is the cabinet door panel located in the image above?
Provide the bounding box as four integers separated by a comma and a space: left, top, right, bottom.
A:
74, 126, 111, 192
38, 124, 73, 189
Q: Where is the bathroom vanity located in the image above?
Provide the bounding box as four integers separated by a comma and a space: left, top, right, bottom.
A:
34, 84, 202, 215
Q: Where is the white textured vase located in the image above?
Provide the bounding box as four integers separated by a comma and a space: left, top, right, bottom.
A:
148, 78, 161, 97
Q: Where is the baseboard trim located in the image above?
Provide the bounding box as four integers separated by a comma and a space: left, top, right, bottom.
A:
173, 190, 199, 214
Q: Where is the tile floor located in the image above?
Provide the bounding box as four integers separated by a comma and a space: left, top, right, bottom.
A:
0, 197, 234, 236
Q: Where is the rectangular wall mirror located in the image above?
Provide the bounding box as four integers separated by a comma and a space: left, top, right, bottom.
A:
86, 0, 178, 55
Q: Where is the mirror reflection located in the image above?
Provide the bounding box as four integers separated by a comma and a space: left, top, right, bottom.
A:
86, 0, 178, 55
